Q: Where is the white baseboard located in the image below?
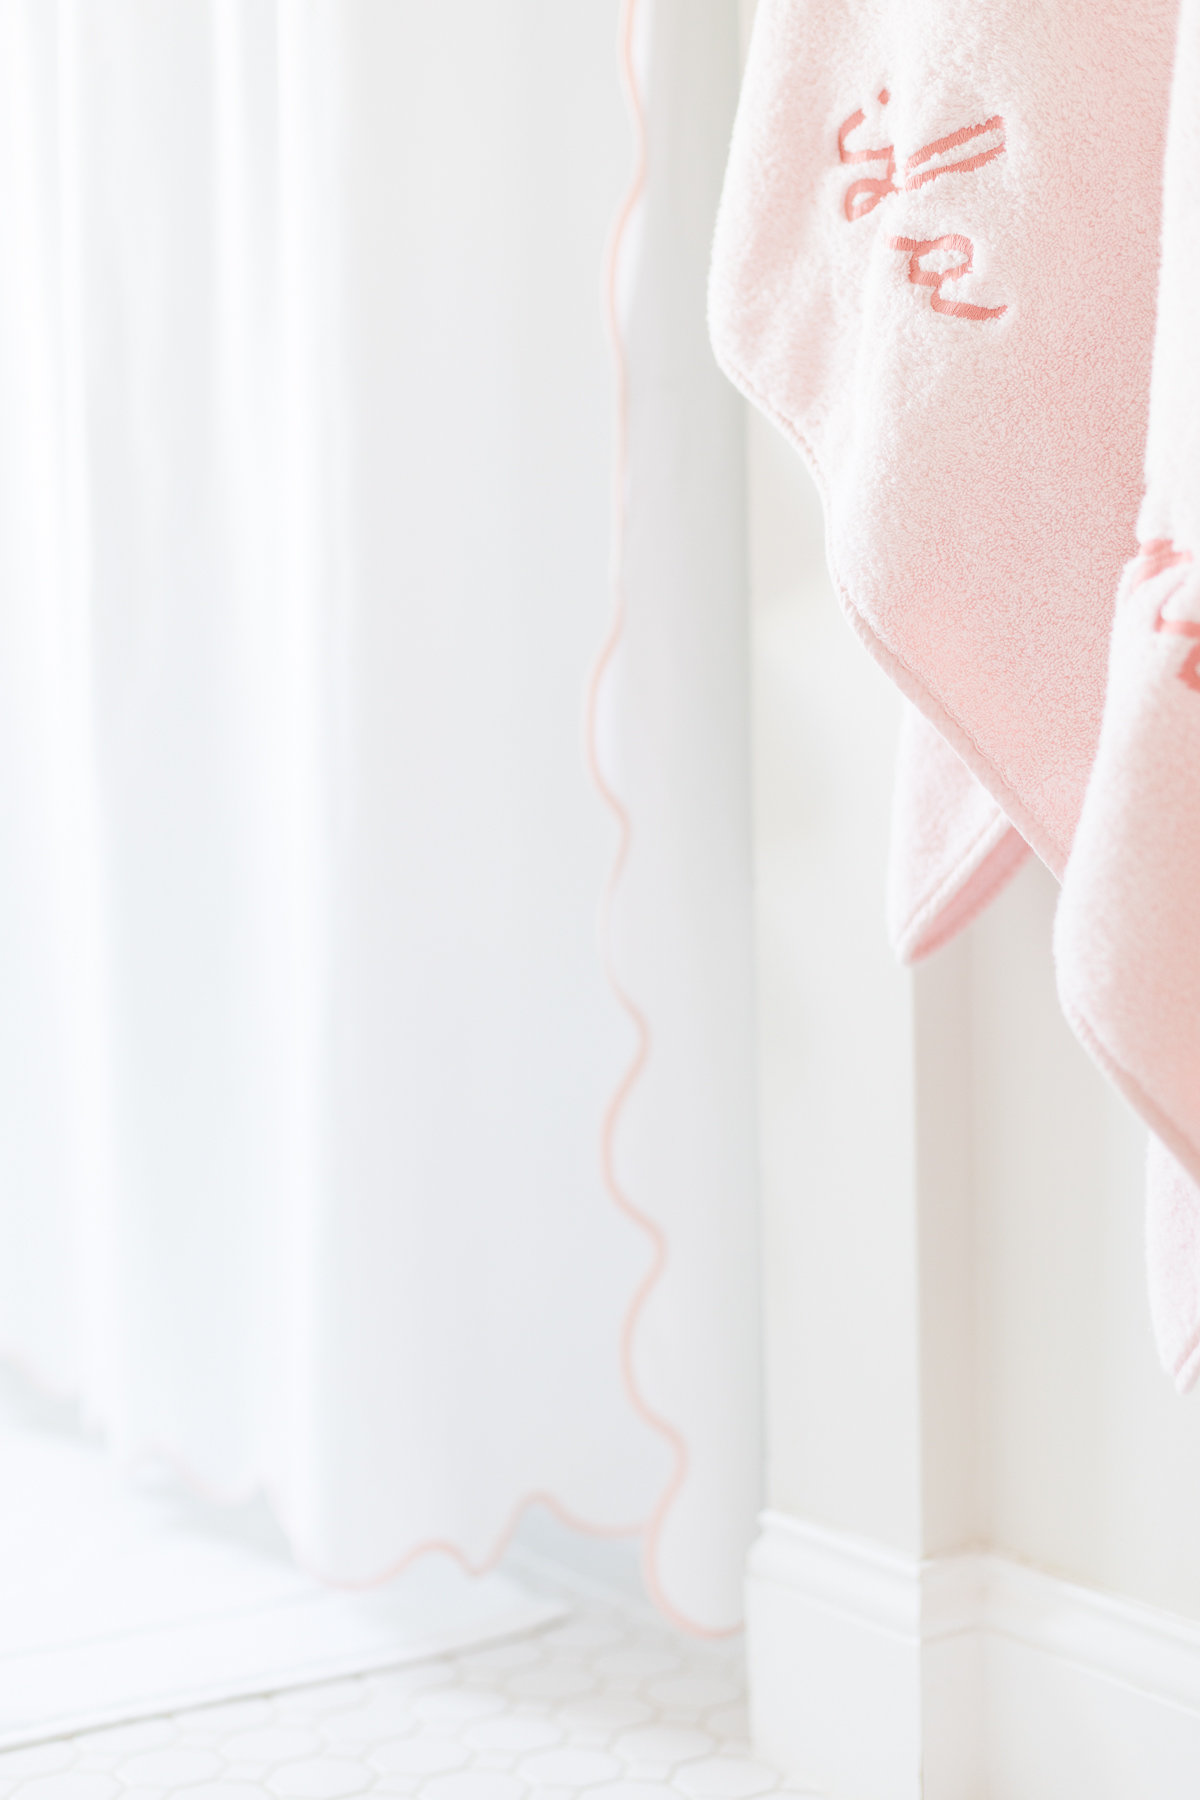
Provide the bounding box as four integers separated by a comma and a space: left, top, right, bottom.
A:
747, 1511, 1200, 1800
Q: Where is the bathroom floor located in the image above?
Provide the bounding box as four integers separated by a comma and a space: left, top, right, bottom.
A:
0, 1563, 813, 1800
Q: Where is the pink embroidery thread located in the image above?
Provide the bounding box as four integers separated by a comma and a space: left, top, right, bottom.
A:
887, 234, 1007, 321
1136, 539, 1200, 692
1138, 538, 1192, 584
838, 103, 896, 221
902, 115, 1006, 189
838, 96, 1006, 221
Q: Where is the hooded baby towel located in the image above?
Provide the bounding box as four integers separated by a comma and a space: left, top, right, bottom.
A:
1056, 0, 1200, 1192
710, 0, 1176, 875
892, 701, 1200, 1390
711, 0, 1200, 1394
1050, 0, 1200, 1389
888, 703, 1029, 964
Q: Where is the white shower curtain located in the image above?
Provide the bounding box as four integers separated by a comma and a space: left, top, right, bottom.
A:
0, 0, 757, 1633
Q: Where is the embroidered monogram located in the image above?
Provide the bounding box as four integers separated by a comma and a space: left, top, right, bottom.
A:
839, 91, 1008, 320
886, 234, 1007, 321
1136, 539, 1200, 692
838, 93, 1006, 221
838, 91, 897, 221
903, 117, 1006, 190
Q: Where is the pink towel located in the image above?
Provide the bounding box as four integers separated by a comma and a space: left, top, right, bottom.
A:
889, 704, 1029, 964
891, 704, 1200, 1390
1048, 0, 1200, 1392
710, 0, 1176, 875
1053, 531, 1200, 1395
710, 0, 1199, 1393
1056, 0, 1200, 1192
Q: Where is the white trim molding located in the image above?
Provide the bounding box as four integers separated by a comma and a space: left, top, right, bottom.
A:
747, 1511, 1200, 1799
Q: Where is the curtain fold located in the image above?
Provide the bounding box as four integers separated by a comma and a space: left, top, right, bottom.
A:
0, 0, 755, 1631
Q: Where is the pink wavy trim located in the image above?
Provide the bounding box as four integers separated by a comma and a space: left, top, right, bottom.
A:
0, 1, 726, 1635
125, 1445, 641, 1595
0, 1337, 645, 1594
581, 0, 727, 1640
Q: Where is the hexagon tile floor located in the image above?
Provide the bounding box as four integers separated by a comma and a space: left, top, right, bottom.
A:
0, 1563, 815, 1800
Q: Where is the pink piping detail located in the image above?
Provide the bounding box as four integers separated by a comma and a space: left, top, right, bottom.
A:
582, 0, 727, 1641
887, 234, 1007, 321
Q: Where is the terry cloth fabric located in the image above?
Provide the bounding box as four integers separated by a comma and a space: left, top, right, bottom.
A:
890, 723, 1200, 1399
709, 0, 1177, 877
1052, 0, 1200, 1390
890, 708, 1199, 1393
1056, 0, 1200, 1197
888, 703, 1030, 964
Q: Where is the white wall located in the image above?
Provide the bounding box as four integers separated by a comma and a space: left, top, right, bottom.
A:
747, 406, 920, 1557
